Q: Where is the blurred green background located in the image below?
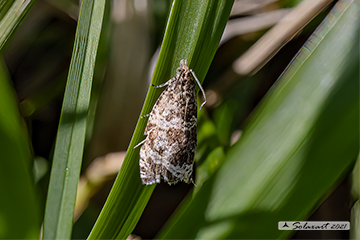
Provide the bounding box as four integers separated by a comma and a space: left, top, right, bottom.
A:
0, 0, 358, 239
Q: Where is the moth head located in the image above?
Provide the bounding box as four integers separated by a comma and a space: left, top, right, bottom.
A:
179, 59, 188, 68
177, 59, 189, 76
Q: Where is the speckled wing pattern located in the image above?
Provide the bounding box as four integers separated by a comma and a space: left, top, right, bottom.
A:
139, 60, 197, 185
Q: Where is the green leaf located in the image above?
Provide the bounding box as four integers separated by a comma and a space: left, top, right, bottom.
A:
351, 200, 359, 239
0, 58, 40, 238
157, 0, 359, 238
43, 0, 106, 239
194, 146, 225, 194
87, 0, 234, 239
0, 0, 34, 52
352, 155, 359, 199
351, 155, 359, 239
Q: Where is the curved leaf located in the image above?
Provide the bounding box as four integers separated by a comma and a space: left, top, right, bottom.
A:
157, 0, 359, 238
0, 58, 40, 239
87, 0, 234, 239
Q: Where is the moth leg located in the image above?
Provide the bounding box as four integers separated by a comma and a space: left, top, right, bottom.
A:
151, 82, 168, 88
134, 124, 155, 149
144, 126, 156, 136
133, 139, 146, 149
134, 126, 157, 149
151, 77, 175, 88
140, 113, 150, 118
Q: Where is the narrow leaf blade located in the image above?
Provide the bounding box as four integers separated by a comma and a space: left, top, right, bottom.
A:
157, 0, 359, 238
43, 0, 106, 239
88, 1, 234, 239
0, 0, 34, 52
0, 58, 40, 239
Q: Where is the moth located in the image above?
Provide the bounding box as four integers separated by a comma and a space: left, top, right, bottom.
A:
134, 59, 206, 185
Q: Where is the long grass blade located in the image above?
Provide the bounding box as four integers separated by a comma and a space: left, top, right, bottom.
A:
0, 58, 40, 239
88, 1, 234, 239
0, 0, 34, 52
43, 0, 106, 239
157, 0, 359, 238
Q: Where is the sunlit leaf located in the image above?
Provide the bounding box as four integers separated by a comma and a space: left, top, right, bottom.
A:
87, 1, 234, 239
0, 0, 34, 51
157, 0, 359, 238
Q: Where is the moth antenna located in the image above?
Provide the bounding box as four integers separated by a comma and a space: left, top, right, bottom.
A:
190, 69, 207, 110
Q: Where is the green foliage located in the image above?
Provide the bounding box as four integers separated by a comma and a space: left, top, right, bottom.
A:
88, 1, 234, 239
0, 1, 40, 238
43, 0, 106, 239
0, 0, 34, 52
0, 0, 358, 239
0, 59, 40, 238
157, 1, 359, 238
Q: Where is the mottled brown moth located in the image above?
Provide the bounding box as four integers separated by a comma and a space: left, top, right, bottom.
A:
134, 59, 206, 185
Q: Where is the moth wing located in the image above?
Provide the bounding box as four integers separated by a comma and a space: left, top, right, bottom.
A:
159, 82, 198, 185
144, 81, 176, 134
